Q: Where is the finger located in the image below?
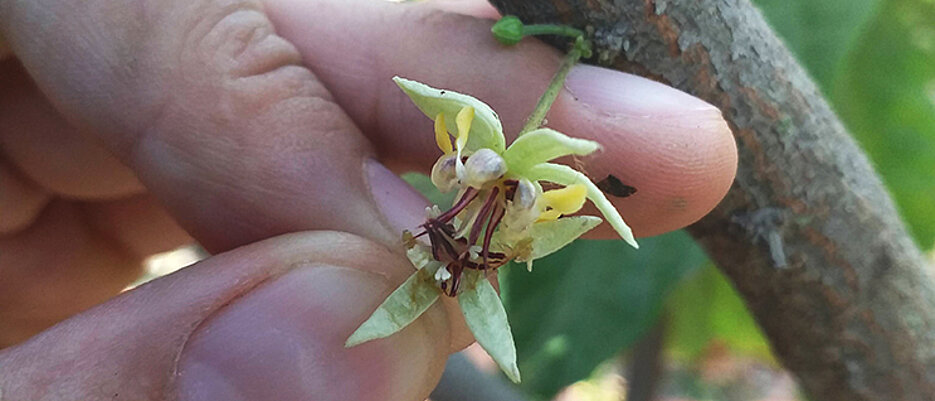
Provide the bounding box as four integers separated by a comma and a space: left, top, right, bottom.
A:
0, 69, 191, 339
0, 33, 9, 59
265, 0, 738, 238
79, 193, 193, 258
0, 193, 196, 346
0, 58, 144, 199
0, 0, 426, 250
0, 63, 194, 339
0, 232, 449, 401
0, 57, 192, 339
0, 158, 49, 234
0, 200, 143, 347
0, 0, 471, 349
429, 0, 500, 19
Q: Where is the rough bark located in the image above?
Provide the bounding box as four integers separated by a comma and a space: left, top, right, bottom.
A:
489, 1, 935, 400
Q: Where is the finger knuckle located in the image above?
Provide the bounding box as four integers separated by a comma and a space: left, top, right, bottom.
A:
183, 3, 291, 78
131, 1, 342, 168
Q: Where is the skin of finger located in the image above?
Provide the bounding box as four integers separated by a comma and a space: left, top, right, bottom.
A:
0, 59, 193, 341
426, 0, 500, 19
79, 193, 193, 259
265, 0, 738, 238
0, 33, 9, 59
0, 195, 193, 345
2, 0, 400, 250
0, 231, 450, 400
0, 60, 188, 247
0, 60, 192, 339
0, 0, 481, 353
0, 59, 145, 199
0, 159, 50, 234
0, 201, 144, 347
556, 94, 737, 237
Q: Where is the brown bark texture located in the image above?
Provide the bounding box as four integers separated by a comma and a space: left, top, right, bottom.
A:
488, 1, 935, 400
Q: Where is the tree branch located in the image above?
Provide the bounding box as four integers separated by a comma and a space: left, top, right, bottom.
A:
626, 318, 665, 401
488, 1, 935, 400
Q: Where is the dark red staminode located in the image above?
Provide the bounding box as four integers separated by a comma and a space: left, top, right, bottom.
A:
412, 181, 519, 296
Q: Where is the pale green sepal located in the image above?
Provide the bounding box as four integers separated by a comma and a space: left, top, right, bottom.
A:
522, 215, 602, 261
525, 163, 639, 249
502, 128, 600, 174
393, 77, 506, 153
458, 272, 521, 383
345, 269, 441, 347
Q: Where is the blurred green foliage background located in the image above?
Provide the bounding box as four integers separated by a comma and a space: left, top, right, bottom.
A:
760, 0, 935, 248
410, 0, 935, 399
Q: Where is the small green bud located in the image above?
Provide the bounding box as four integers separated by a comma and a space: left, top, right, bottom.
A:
574, 36, 593, 58
491, 15, 524, 46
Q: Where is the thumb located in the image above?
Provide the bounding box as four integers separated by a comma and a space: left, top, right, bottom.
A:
0, 232, 449, 401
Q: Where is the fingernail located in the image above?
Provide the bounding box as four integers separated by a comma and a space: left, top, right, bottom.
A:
176, 265, 443, 401
364, 159, 429, 233
564, 64, 718, 116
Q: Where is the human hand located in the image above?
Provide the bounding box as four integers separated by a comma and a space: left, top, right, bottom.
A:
0, 0, 737, 399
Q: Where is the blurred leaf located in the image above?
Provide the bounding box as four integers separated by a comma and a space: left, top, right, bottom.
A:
753, 0, 880, 90
501, 232, 706, 399
831, 0, 935, 248
665, 265, 773, 362
756, 0, 935, 247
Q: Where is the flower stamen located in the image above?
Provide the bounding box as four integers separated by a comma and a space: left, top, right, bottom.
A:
468, 187, 500, 247
482, 205, 505, 268
435, 187, 479, 224
411, 180, 523, 296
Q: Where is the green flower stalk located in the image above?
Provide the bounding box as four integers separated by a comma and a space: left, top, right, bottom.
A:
490, 15, 588, 47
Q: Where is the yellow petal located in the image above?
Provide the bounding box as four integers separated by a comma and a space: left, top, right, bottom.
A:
541, 184, 588, 214
524, 162, 638, 248
434, 113, 453, 153
537, 209, 562, 222
456, 106, 474, 151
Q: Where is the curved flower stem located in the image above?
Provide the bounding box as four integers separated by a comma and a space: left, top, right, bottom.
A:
519, 45, 583, 135
521, 24, 585, 39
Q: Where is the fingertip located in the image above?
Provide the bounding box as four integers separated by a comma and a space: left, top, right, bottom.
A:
427, 0, 501, 19
554, 69, 737, 237
176, 265, 450, 401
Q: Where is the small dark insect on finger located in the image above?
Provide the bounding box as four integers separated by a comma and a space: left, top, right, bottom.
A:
596, 175, 637, 198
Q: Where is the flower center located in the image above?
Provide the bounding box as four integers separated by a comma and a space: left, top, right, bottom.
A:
412, 180, 521, 296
